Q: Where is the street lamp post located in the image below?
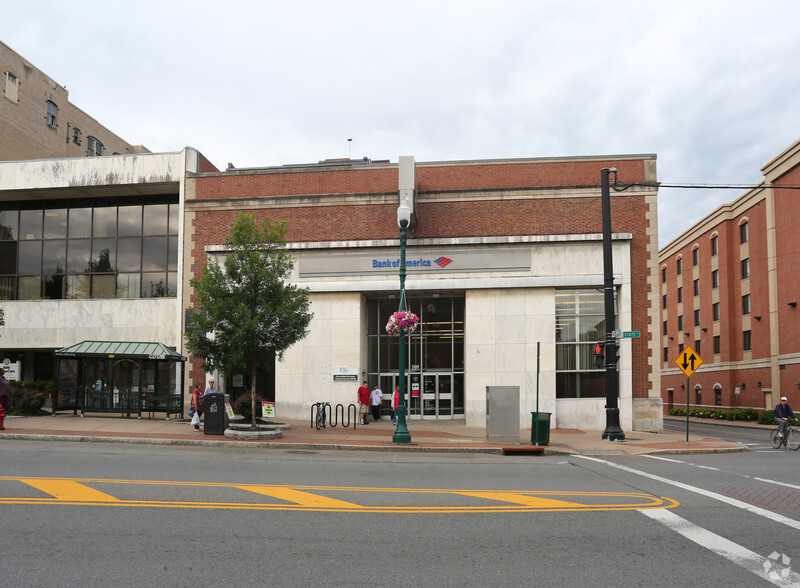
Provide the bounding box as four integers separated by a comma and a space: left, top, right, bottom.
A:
393, 204, 412, 444
601, 167, 625, 441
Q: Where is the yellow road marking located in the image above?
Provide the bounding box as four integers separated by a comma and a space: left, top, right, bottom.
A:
0, 476, 680, 513
454, 491, 580, 508
236, 485, 360, 508
19, 479, 121, 502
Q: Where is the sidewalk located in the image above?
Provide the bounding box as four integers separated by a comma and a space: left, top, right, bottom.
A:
0, 413, 749, 455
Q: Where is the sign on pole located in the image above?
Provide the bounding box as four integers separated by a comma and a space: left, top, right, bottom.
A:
674, 345, 703, 378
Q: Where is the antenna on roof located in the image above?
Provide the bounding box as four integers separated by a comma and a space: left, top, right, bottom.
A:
347, 138, 353, 159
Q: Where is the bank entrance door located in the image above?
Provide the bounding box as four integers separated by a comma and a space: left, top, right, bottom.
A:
422, 373, 453, 419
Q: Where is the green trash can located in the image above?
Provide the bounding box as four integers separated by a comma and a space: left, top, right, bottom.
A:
531, 412, 551, 445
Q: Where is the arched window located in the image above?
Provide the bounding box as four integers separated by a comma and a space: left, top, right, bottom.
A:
87, 136, 104, 157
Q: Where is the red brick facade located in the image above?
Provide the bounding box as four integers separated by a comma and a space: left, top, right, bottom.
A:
660, 139, 800, 412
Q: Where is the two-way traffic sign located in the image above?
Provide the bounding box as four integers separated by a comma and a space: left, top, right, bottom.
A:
674, 345, 703, 377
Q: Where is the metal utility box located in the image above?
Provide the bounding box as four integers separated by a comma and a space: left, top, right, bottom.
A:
486, 386, 520, 443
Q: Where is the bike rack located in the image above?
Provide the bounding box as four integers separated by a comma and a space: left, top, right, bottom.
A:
311, 403, 358, 429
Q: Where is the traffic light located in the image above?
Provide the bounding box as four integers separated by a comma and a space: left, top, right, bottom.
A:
593, 343, 605, 368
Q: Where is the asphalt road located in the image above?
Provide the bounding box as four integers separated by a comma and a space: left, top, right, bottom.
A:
2, 441, 799, 587
663, 418, 779, 449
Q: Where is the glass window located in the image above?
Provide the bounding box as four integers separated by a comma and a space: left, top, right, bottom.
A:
692, 249, 699, 266
42, 240, 66, 273
0, 210, 18, 240
676, 258, 682, 275
715, 389, 722, 406
0, 242, 18, 274
169, 203, 180, 235
663, 320, 668, 335
678, 343, 684, 353
68, 208, 92, 238
741, 258, 750, 279
662, 294, 667, 309
713, 302, 720, 321
740, 222, 749, 244
677, 287, 683, 303
44, 274, 65, 299
117, 238, 142, 272
693, 279, 699, 296
118, 205, 143, 237
694, 340, 701, 356
712, 269, 719, 289
694, 308, 700, 325
66, 239, 91, 274
43, 209, 68, 239
116, 273, 140, 299
143, 204, 169, 235
555, 289, 614, 399
141, 272, 168, 297
18, 276, 42, 299
742, 294, 750, 315
0, 276, 16, 299
663, 347, 668, 362
87, 136, 104, 157
714, 335, 720, 354
91, 239, 116, 272
661, 267, 666, 283
46, 100, 57, 126
18, 240, 42, 273
19, 209, 43, 240
743, 330, 751, 351
72, 127, 82, 145
91, 274, 116, 299
167, 236, 178, 271
65, 274, 90, 299
678, 315, 683, 331
711, 235, 718, 256
142, 237, 168, 271
93, 207, 117, 238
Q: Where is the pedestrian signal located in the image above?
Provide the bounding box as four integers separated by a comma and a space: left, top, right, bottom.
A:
593, 343, 605, 367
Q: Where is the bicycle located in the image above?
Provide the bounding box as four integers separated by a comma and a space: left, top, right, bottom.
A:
315, 402, 329, 430
770, 423, 800, 450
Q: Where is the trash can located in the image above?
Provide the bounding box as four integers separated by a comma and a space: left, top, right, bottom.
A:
204, 393, 229, 435
531, 412, 551, 445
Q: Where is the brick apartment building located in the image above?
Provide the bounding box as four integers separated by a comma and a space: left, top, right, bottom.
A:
186, 154, 663, 431
1, 41, 147, 161
659, 138, 800, 413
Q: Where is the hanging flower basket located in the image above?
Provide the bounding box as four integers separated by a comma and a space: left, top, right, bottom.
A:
385, 310, 420, 335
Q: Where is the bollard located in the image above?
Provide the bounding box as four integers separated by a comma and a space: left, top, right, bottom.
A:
0, 403, 5, 430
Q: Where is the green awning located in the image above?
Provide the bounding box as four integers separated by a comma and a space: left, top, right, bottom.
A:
54, 341, 186, 362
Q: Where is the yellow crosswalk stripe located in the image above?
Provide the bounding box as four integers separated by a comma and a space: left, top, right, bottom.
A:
236, 485, 360, 508
19, 479, 121, 502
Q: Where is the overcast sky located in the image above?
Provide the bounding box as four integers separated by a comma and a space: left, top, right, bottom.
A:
4, 1, 799, 246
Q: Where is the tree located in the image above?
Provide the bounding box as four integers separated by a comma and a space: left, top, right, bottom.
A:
185, 214, 312, 428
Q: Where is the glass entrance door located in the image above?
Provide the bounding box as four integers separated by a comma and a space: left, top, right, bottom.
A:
422, 374, 453, 419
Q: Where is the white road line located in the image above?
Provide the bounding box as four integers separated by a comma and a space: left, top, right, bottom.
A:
754, 478, 800, 491
643, 455, 686, 464
576, 455, 800, 531
639, 509, 800, 587
695, 465, 719, 471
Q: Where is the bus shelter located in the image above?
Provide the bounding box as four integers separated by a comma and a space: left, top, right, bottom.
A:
53, 341, 186, 419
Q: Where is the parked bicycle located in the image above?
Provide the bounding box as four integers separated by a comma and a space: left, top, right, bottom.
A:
315, 402, 330, 430
770, 423, 800, 450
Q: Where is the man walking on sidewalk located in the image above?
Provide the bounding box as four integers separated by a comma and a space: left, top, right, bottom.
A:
357, 380, 370, 425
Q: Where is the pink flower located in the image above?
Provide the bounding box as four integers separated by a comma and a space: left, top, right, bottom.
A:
385, 310, 420, 335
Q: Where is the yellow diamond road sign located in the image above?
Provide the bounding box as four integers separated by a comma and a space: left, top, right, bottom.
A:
674, 345, 703, 377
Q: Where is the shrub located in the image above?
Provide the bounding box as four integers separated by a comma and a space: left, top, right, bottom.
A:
669, 408, 686, 416
758, 410, 777, 425
232, 394, 263, 422
735, 408, 759, 421
9, 380, 52, 415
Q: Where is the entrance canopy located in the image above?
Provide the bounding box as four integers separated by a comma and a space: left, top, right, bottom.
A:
55, 341, 186, 362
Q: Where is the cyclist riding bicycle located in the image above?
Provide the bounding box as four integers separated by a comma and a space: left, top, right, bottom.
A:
775, 396, 795, 438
